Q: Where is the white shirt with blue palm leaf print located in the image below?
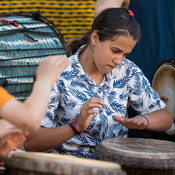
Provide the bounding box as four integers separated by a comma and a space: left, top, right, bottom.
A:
41, 48, 165, 159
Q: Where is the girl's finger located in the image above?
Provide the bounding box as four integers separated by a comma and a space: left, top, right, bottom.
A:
87, 109, 99, 115
87, 103, 103, 108
88, 98, 104, 104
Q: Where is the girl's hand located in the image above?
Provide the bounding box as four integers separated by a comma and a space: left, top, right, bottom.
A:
76, 97, 104, 131
113, 115, 148, 130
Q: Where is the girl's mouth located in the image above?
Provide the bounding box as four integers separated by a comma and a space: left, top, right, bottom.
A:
108, 65, 115, 69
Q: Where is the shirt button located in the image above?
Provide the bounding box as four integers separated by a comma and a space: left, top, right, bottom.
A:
98, 88, 102, 93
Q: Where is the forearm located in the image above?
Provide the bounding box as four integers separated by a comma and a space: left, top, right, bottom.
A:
122, 0, 130, 8
95, 0, 130, 17
0, 80, 53, 131
23, 79, 53, 125
114, 107, 172, 131
140, 107, 172, 131
0, 56, 70, 131
24, 125, 76, 152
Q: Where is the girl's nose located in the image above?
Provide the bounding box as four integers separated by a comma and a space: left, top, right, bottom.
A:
113, 58, 123, 65
113, 53, 125, 65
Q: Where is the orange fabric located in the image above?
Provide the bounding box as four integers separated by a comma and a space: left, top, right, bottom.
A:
0, 86, 14, 109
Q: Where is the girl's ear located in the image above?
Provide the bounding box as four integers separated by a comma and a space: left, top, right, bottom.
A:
91, 30, 99, 45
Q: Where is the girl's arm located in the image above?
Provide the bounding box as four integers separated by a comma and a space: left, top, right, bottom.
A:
24, 97, 104, 151
24, 125, 75, 151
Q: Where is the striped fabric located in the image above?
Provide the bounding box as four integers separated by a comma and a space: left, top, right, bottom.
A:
0, 12, 67, 100
0, 0, 96, 43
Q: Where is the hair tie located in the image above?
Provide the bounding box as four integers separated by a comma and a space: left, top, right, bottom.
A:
128, 10, 134, 17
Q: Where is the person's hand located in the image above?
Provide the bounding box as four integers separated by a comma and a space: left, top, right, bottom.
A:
36, 55, 71, 85
0, 119, 21, 138
113, 115, 148, 130
76, 97, 104, 131
0, 130, 28, 160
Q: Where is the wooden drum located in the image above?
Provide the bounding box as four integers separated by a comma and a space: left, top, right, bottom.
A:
152, 59, 175, 135
0, 165, 5, 175
95, 137, 175, 175
4, 152, 126, 175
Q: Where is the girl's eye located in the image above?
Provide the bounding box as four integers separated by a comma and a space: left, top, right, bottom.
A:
112, 50, 119, 53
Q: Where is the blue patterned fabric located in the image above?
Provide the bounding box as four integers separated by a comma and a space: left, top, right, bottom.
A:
41, 48, 165, 159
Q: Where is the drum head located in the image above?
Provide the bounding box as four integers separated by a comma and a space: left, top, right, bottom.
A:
4, 152, 125, 175
95, 137, 175, 169
152, 59, 175, 134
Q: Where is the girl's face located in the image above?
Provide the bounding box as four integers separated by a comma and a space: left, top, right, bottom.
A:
91, 31, 137, 74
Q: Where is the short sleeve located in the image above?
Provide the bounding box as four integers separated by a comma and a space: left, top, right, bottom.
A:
0, 86, 14, 109
128, 64, 165, 114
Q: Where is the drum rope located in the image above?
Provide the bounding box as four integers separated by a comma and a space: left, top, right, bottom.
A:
0, 48, 65, 52
0, 17, 18, 27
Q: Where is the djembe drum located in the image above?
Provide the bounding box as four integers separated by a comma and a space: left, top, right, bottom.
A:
95, 137, 175, 175
152, 59, 175, 136
0, 12, 67, 100
4, 152, 126, 175
0, 164, 5, 175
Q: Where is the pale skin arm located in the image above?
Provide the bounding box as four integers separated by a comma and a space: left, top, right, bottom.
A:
24, 97, 104, 151
95, 0, 130, 17
0, 119, 21, 138
0, 56, 70, 132
114, 107, 173, 131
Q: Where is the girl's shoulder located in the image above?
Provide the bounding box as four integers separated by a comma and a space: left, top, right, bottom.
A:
113, 58, 141, 72
109, 58, 145, 80
122, 58, 144, 73
122, 58, 137, 68
58, 54, 80, 81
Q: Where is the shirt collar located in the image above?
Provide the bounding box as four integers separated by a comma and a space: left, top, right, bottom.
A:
71, 48, 96, 85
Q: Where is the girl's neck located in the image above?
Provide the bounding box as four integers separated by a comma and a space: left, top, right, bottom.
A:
79, 46, 104, 85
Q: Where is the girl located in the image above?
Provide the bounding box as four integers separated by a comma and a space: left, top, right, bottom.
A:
24, 8, 172, 159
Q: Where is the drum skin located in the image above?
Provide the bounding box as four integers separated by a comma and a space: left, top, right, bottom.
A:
95, 137, 175, 175
152, 59, 175, 135
4, 152, 126, 175
0, 12, 67, 101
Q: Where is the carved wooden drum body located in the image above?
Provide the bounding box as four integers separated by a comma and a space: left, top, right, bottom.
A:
0, 12, 66, 100
95, 137, 175, 175
152, 59, 175, 135
4, 152, 126, 175
0, 165, 5, 175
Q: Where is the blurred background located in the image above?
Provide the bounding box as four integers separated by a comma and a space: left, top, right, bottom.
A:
0, 0, 96, 43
